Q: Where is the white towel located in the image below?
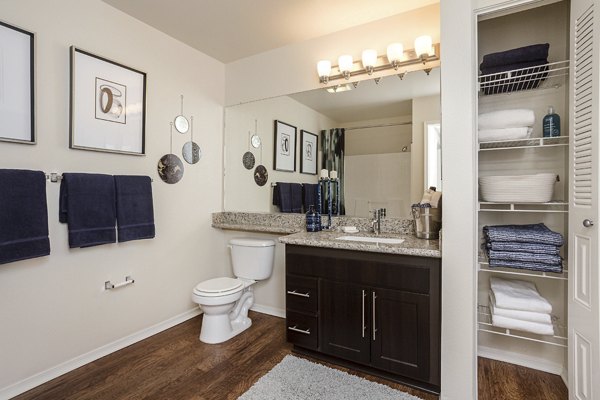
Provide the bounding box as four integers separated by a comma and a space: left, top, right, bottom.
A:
478, 127, 532, 142
491, 313, 554, 336
490, 277, 552, 314
489, 292, 551, 324
478, 109, 535, 130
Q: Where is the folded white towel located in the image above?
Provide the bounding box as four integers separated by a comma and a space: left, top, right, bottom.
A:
489, 292, 551, 324
491, 313, 554, 336
478, 127, 532, 142
490, 277, 552, 314
479, 109, 535, 130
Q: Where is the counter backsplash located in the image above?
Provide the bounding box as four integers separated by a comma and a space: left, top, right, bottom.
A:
212, 212, 414, 235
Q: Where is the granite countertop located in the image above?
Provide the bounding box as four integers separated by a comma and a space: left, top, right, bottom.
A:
212, 222, 300, 234
279, 230, 441, 258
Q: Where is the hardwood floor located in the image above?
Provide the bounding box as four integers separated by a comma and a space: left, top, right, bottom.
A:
478, 357, 568, 400
13, 312, 566, 400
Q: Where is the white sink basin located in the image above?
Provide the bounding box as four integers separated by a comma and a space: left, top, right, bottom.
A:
336, 235, 405, 245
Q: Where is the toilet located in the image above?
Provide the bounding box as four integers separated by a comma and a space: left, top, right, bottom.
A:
192, 238, 275, 344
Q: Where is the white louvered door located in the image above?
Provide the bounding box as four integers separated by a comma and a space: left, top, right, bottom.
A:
569, 1, 599, 399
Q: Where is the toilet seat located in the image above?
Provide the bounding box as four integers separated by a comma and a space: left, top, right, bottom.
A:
193, 277, 243, 297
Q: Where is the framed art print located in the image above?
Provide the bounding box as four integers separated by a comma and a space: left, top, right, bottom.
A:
300, 130, 318, 174
0, 21, 34, 144
273, 120, 296, 172
70, 46, 147, 155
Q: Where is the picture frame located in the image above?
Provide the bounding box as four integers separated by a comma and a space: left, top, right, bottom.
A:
0, 20, 35, 144
70, 46, 147, 155
300, 130, 318, 175
273, 120, 297, 172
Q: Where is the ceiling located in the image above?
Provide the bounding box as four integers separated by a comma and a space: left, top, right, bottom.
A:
102, 0, 438, 63
289, 68, 440, 122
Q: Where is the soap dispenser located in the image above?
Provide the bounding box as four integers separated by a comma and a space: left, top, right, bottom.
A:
543, 106, 560, 137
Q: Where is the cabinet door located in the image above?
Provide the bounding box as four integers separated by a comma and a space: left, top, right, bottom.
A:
569, 1, 600, 399
370, 287, 430, 382
320, 279, 370, 364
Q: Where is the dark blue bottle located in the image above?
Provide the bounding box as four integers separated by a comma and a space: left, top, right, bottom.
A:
306, 205, 320, 232
543, 106, 560, 137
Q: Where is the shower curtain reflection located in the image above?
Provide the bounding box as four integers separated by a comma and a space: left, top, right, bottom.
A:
321, 128, 345, 215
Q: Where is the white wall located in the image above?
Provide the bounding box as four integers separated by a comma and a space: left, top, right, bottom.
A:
0, 0, 225, 396
224, 96, 336, 212
412, 95, 441, 204
440, 0, 478, 399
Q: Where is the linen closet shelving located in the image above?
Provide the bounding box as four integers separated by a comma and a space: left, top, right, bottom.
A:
475, 0, 571, 379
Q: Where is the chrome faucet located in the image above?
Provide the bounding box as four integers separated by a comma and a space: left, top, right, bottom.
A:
371, 208, 386, 235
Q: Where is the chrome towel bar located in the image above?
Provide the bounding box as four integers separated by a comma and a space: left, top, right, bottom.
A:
105, 276, 135, 290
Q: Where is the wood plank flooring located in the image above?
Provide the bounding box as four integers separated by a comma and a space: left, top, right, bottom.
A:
13, 312, 567, 400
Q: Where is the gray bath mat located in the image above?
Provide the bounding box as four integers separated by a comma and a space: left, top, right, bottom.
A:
238, 355, 423, 400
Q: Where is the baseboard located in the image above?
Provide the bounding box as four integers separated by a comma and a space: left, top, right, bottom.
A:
251, 303, 286, 318
0, 308, 202, 400
478, 345, 564, 375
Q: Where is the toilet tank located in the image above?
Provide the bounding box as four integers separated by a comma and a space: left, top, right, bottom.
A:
229, 238, 276, 280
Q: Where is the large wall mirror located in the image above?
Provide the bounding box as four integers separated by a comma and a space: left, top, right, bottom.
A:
223, 68, 441, 219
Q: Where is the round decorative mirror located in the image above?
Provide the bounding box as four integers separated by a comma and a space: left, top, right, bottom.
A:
251, 134, 261, 148
174, 115, 189, 134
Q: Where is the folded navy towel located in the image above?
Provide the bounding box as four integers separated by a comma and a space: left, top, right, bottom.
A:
0, 169, 50, 264
488, 250, 562, 265
489, 258, 563, 273
302, 184, 319, 212
480, 43, 550, 70
115, 175, 155, 242
60, 173, 116, 248
486, 241, 560, 255
273, 182, 292, 212
291, 183, 303, 213
483, 224, 563, 246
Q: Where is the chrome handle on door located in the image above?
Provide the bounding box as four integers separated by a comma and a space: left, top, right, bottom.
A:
288, 325, 311, 335
583, 219, 594, 228
372, 292, 377, 341
362, 289, 366, 338
287, 290, 310, 298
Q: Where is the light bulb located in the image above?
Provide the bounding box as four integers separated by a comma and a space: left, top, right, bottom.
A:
338, 54, 353, 79
361, 49, 377, 75
414, 35, 433, 61
387, 42, 404, 70
317, 60, 331, 84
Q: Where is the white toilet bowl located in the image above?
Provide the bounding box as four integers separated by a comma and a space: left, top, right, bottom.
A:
192, 238, 275, 344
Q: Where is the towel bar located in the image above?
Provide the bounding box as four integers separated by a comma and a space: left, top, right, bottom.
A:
105, 276, 135, 290
45, 172, 153, 183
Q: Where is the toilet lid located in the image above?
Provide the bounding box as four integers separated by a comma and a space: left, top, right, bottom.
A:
195, 277, 243, 294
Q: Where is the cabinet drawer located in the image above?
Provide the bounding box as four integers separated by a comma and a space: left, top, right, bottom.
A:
286, 311, 318, 349
286, 274, 318, 313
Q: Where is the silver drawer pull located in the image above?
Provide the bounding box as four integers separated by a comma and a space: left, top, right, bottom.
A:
288, 325, 311, 335
287, 290, 310, 298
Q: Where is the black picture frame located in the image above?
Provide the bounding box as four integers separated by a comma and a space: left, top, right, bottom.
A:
0, 20, 35, 144
273, 120, 297, 172
300, 130, 318, 175
70, 46, 147, 155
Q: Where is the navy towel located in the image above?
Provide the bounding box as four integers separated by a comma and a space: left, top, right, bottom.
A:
486, 241, 560, 255
59, 173, 116, 248
115, 175, 155, 242
483, 223, 563, 246
489, 258, 562, 273
0, 169, 50, 264
273, 182, 292, 212
302, 184, 319, 212
480, 43, 550, 70
290, 183, 303, 213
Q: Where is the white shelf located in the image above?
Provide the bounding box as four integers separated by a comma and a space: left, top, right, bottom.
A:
478, 260, 568, 281
478, 305, 567, 348
479, 136, 569, 151
478, 60, 569, 96
478, 201, 568, 213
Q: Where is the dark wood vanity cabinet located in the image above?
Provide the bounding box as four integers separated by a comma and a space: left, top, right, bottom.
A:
285, 244, 441, 393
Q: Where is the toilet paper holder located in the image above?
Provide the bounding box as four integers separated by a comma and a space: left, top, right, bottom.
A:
105, 276, 135, 290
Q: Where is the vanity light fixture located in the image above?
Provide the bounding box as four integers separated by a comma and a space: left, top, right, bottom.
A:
316, 36, 438, 85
